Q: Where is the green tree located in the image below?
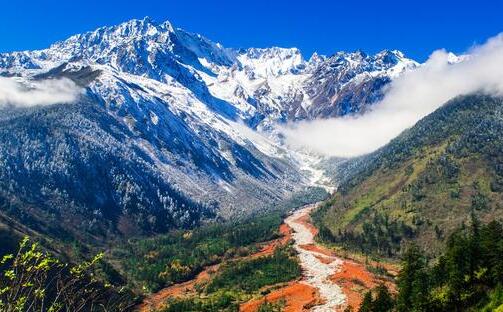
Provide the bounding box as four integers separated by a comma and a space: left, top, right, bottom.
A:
358, 291, 373, 312
358, 285, 394, 312
396, 244, 429, 311
372, 284, 394, 312
479, 220, 503, 284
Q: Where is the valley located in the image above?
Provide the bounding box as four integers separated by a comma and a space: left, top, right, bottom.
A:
136, 203, 395, 312
0, 12, 502, 312
245, 204, 396, 312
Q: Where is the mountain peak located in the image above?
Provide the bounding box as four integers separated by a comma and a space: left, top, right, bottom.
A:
307, 52, 326, 67
241, 47, 302, 60
373, 49, 403, 65
55, 17, 174, 47
236, 47, 306, 77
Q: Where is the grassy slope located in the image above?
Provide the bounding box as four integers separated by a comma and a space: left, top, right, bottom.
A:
315, 94, 503, 257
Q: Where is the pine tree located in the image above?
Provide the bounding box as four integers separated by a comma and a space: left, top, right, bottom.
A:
479, 220, 503, 285
359, 291, 373, 312
469, 209, 481, 275
372, 284, 394, 312
396, 243, 429, 311
444, 230, 471, 306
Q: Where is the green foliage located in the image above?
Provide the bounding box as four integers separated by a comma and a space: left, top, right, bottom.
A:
257, 299, 285, 312
395, 217, 503, 311
479, 285, 503, 312
358, 285, 394, 312
352, 217, 503, 311
161, 292, 239, 312
159, 247, 299, 312
359, 292, 373, 312
372, 285, 394, 312
115, 213, 285, 292
206, 247, 301, 293
395, 244, 430, 311
0, 237, 134, 312
316, 211, 414, 257
314, 95, 503, 257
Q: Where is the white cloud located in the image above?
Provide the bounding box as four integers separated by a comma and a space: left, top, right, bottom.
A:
281, 33, 503, 158
0, 77, 82, 107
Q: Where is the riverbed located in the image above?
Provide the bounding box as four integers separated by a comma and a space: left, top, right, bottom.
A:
284, 204, 346, 311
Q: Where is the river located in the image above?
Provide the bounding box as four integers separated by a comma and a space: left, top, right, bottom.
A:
284, 204, 346, 311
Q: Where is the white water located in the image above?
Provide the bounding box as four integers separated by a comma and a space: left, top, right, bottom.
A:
285, 204, 346, 311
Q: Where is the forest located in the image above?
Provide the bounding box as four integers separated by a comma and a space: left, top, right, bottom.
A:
161, 247, 301, 312
113, 211, 286, 292
357, 215, 503, 311
315, 95, 503, 258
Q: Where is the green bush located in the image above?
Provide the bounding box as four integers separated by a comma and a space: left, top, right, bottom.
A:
206, 248, 301, 293
0, 237, 134, 311
161, 292, 239, 312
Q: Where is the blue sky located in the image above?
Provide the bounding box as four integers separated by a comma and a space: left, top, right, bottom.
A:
1, 0, 502, 61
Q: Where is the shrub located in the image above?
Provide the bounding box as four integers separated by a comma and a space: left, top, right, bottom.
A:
0, 237, 133, 311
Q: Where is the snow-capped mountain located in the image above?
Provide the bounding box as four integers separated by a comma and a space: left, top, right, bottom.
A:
0, 17, 419, 127
304, 50, 418, 117
0, 17, 420, 237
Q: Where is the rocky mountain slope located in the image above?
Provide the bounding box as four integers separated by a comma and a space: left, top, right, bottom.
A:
0, 17, 419, 240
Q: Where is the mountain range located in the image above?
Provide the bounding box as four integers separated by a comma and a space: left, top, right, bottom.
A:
0, 17, 422, 241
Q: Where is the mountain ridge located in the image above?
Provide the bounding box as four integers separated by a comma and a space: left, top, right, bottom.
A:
0, 17, 423, 241
314, 94, 503, 256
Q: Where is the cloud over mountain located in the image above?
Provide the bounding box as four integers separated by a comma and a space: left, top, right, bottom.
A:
282, 33, 503, 157
0, 77, 81, 107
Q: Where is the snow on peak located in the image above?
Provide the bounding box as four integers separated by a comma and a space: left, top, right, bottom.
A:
308, 52, 326, 63
446, 52, 470, 64
51, 17, 174, 53
0, 18, 451, 214
0, 17, 425, 128
306, 52, 326, 71
236, 47, 306, 78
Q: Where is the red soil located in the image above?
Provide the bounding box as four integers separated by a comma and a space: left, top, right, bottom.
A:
330, 259, 397, 311
137, 208, 398, 312
296, 208, 397, 312
331, 260, 377, 310
313, 254, 335, 264
299, 243, 334, 257
251, 223, 292, 258
240, 223, 323, 312
240, 282, 320, 312
240, 209, 397, 312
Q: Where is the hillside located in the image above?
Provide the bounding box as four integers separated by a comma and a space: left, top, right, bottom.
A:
0, 101, 213, 243
314, 94, 503, 257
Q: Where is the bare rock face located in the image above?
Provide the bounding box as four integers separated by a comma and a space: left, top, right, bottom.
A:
304, 50, 418, 118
